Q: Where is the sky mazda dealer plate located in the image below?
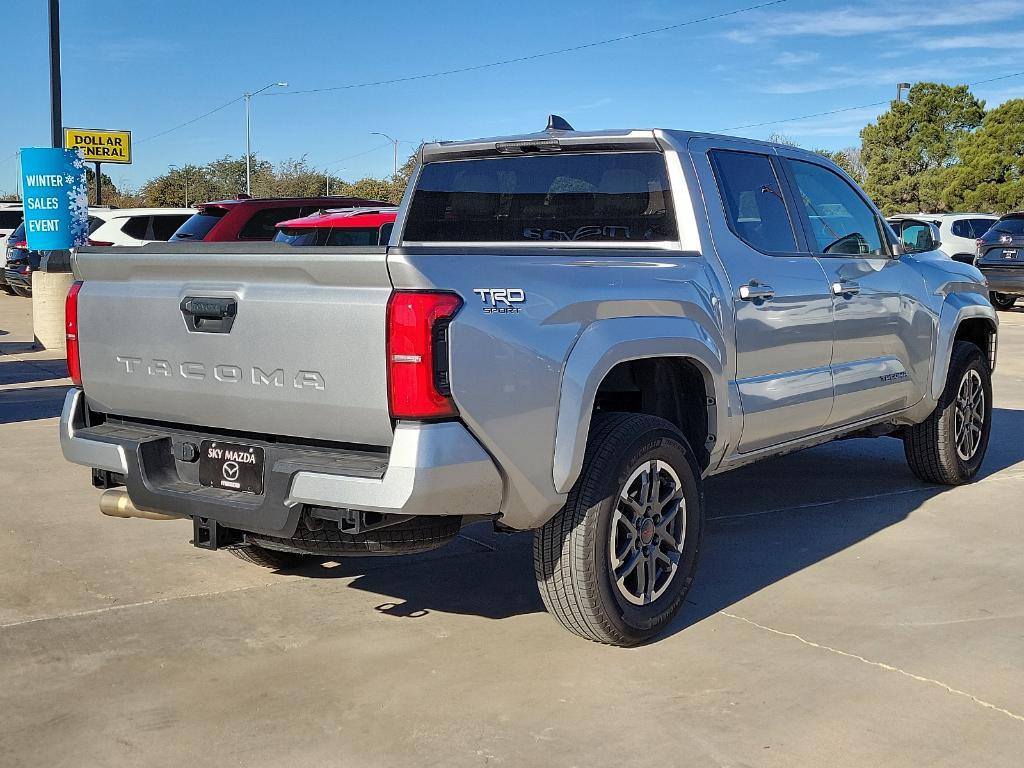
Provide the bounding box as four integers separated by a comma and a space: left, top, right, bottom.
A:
199, 440, 265, 495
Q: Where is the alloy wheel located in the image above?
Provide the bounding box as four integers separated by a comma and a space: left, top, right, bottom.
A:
608, 459, 686, 606
954, 368, 985, 461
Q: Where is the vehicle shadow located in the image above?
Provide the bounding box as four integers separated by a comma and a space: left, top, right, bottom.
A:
0, 384, 70, 424
0, 359, 70, 386
292, 407, 1024, 632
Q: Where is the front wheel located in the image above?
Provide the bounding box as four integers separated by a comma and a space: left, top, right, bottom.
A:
903, 341, 992, 485
533, 413, 704, 646
990, 292, 1017, 311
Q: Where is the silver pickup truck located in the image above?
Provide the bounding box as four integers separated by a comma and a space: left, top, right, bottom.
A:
61, 118, 997, 645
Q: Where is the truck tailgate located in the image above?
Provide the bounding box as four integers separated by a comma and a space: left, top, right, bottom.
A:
73, 243, 394, 447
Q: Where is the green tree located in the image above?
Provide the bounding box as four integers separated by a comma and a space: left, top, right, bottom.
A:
942, 99, 1024, 213
85, 166, 118, 205
860, 83, 985, 214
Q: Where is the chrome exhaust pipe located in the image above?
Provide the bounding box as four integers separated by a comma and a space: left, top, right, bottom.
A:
99, 489, 177, 521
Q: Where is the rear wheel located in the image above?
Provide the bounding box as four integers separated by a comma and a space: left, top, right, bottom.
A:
227, 543, 312, 570
11, 285, 30, 298
903, 341, 992, 485
990, 292, 1017, 311
533, 413, 704, 646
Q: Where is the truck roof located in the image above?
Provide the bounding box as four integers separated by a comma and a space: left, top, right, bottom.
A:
420, 123, 837, 164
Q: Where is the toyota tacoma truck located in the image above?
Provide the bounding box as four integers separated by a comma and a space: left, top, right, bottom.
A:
60, 117, 997, 646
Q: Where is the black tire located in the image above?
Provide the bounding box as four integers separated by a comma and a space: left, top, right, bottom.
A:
248, 515, 462, 557
227, 543, 311, 570
1, 284, 15, 296
533, 413, 704, 646
904, 341, 992, 485
990, 292, 1017, 311
11, 285, 30, 298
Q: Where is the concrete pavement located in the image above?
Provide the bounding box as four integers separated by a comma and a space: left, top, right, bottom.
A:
1, 292, 1023, 767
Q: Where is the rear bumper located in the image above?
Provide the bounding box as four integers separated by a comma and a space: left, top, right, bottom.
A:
4, 269, 30, 291
979, 267, 1024, 294
59, 388, 504, 537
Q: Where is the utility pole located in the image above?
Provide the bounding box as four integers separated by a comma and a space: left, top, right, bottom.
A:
371, 132, 400, 178
244, 81, 287, 196
48, 0, 62, 149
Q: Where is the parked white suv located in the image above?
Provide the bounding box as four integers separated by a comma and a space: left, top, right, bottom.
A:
87, 208, 195, 246
888, 213, 997, 264
0, 201, 23, 244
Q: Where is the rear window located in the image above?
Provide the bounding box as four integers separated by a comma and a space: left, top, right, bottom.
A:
120, 216, 151, 240
274, 226, 387, 246
274, 228, 324, 246
952, 218, 996, 238
403, 152, 677, 243
238, 207, 304, 240
993, 216, 1024, 235
152, 214, 192, 241
0, 211, 22, 229
170, 209, 228, 241
325, 227, 380, 246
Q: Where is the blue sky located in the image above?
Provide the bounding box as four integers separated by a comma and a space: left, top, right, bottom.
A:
4, 0, 1024, 194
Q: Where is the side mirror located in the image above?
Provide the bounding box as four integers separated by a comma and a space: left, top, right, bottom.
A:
900, 221, 942, 254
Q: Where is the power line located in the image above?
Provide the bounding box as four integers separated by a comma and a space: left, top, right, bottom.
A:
273, 0, 789, 97
717, 70, 1024, 132
137, 95, 245, 143
132, 1, 787, 143
324, 142, 393, 169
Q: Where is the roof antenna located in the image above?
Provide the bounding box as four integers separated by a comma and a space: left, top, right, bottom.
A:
546, 114, 574, 132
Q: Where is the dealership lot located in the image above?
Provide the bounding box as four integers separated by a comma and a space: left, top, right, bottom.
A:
1, 294, 1023, 766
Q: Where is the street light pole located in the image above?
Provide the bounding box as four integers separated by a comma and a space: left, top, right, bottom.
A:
48, 0, 62, 148
244, 81, 288, 196
371, 132, 399, 178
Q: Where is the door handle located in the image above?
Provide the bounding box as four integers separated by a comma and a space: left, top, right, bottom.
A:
738, 282, 775, 302
180, 296, 237, 333
831, 280, 861, 297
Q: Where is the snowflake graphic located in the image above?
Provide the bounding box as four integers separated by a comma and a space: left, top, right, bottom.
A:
64, 148, 89, 247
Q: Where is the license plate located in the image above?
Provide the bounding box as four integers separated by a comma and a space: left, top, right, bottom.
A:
1003, 249, 1018, 259
199, 440, 265, 495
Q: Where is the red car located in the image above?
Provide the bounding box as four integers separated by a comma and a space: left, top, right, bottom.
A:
273, 207, 398, 246
169, 195, 390, 243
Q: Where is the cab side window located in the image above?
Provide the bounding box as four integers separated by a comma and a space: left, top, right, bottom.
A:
709, 150, 799, 254
788, 160, 887, 257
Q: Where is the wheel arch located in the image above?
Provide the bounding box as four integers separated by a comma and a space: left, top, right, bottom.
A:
932, 297, 998, 401
552, 317, 726, 494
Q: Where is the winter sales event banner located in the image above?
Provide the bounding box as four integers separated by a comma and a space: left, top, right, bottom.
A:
19, 147, 89, 251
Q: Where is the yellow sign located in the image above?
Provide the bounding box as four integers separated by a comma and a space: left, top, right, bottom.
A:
63, 127, 132, 164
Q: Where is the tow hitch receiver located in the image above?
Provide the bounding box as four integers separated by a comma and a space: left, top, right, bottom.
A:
192, 517, 242, 550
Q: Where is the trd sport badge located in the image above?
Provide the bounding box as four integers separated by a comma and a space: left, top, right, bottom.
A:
473, 288, 526, 314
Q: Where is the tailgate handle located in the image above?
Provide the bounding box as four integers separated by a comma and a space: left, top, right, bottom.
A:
180, 297, 237, 334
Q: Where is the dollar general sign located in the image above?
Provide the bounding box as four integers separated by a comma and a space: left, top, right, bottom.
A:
63, 127, 132, 164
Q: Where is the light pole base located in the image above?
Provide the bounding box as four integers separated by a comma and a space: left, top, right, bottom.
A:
31, 271, 74, 350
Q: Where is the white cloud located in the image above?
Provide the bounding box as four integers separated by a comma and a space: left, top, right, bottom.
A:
774, 51, 821, 66
916, 34, 1008, 50
761, 56, 1022, 95
724, 0, 1023, 43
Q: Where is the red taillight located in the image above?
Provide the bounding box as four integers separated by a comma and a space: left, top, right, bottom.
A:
66, 281, 83, 386
386, 291, 462, 419
87, 238, 114, 246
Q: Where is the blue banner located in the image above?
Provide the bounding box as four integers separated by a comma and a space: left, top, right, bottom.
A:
19, 147, 89, 250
